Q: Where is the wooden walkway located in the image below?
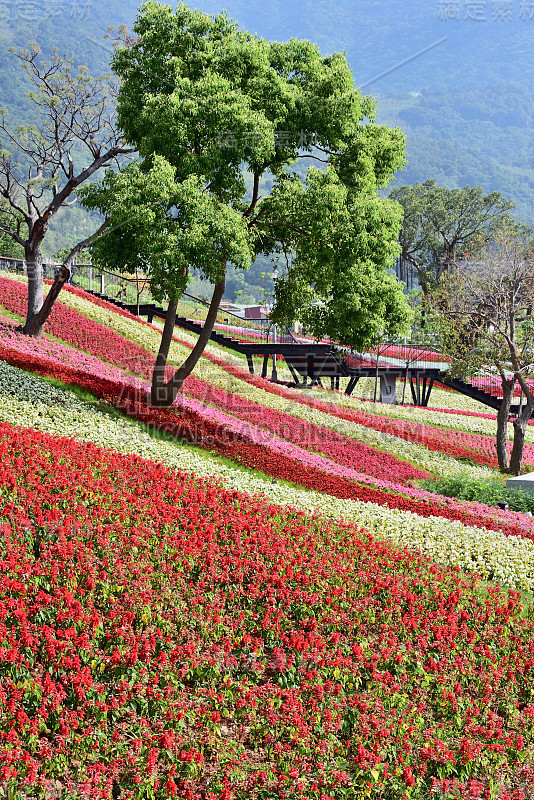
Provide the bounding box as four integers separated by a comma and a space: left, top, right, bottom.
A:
86, 291, 521, 412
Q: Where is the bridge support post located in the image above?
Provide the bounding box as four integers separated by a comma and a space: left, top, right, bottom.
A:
307, 354, 315, 385
345, 376, 359, 396
247, 355, 255, 375
409, 372, 435, 406
422, 376, 434, 407
271, 353, 278, 382
380, 375, 396, 404
409, 372, 420, 406
285, 359, 301, 385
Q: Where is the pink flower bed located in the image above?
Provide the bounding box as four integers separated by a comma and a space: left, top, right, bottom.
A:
0, 318, 148, 385
182, 375, 432, 485
199, 354, 533, 469
0, 313, 430, 486
0, 280, 434, 486
469, 375, 534, 398
48, 281, 534, 425
2, 316, 534, 538
373, 345, 448, 363
3, 277, 533, 472
0, 277, 172, 380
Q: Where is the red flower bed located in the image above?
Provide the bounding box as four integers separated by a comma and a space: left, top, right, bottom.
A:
0, 277, 166, 380
1, 278, 529, 468
0, 278, 433, 486
1, 344, 531, 542
183, 375, 432, 486
1, 421, 534, 798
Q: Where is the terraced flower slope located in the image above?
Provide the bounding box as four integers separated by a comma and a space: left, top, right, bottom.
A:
1, 274, 534, 799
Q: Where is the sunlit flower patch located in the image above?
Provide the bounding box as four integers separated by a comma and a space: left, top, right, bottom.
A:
0, 285, 494, 482
2, 421, 534, 798
1, 354, 534, 592
5, 274, 527, 459
0, 316, 438, 487
2, 345, 534, 546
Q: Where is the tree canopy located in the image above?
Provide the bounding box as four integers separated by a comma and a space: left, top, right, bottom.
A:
391, 180, 517, 295
81, 156, 252, 304
83, 1, 410, 405
265, 165, 411, 348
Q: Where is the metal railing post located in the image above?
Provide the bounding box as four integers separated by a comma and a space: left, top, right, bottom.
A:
271, 323, 278, 381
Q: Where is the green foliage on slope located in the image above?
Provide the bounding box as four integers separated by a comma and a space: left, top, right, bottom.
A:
377, 84, 534, 223
1, 0, 533, 272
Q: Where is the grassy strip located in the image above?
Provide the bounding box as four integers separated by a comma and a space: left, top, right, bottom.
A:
422, 474, 534, 514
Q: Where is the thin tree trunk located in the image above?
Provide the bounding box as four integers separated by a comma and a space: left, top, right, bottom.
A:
26, 265, 71, 336
150, 276, 225, 407
22, 224, 108, 338
150, 296, 179, 403
496, 376, 515, 472
373, 347, 379, 403
510, 401, 534, 476
136, 264, 140, 317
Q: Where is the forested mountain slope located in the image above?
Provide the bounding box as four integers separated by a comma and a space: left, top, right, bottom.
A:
377, 84, 534, 223
1, 0, 532, 274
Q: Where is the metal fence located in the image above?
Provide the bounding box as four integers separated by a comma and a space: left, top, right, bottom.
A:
0, 256, 297, 345
4, 256, 527, 397
0, 255, 58, 279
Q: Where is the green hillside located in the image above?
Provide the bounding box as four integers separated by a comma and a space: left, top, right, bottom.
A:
376, 84, 534, 223
1, 0, 533, 279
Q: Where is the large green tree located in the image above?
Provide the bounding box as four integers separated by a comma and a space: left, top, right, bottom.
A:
391, 180, 516, 295
265, 167, 411, 347
86, 1, 409, 406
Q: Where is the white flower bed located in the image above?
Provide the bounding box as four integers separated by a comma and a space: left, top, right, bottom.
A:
48, 282, 524, 434
1, 359, 533, 590
26, 286, 510, 478
4, 277, 525, 464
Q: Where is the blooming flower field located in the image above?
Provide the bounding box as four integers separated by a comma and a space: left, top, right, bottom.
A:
2, 274, 534, 799
3, 423, 534, 800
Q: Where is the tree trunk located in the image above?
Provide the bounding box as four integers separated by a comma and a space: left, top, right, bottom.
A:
150, 276, 226, 407
401, 363, 408, 405
22, 242, 71, 338
510, 400, 534, 476
496, 376, 515, 472
22, 244, 45, 337
23, 265, 71, 338
373, 347, 379, 403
